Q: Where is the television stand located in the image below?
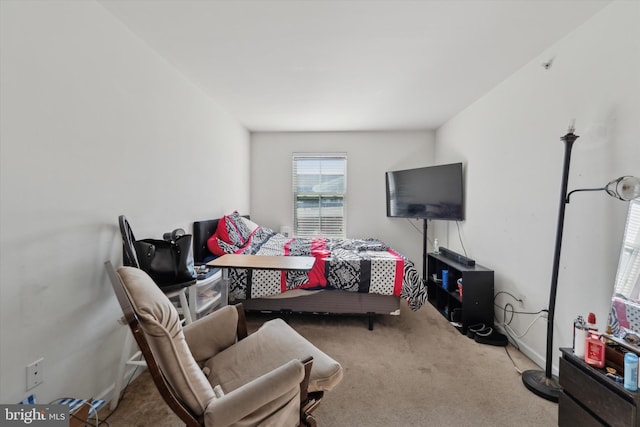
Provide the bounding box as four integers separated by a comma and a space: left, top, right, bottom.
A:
425, 252, 494, 333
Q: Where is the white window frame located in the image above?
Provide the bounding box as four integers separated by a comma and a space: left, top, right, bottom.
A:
615, 201, 640, 298
292, 153, 347, 238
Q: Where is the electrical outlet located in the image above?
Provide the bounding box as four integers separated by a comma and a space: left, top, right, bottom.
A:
26, 358, 43, 390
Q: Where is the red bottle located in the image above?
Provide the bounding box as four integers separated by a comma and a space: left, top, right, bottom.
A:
584, 332, 605, 368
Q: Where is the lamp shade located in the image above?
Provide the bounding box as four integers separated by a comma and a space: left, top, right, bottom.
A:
607, 176, 640, 201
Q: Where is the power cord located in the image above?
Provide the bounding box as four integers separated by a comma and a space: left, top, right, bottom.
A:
494, 291, 548, 374
407, 219, 469, 257
406, 218, 437, 251
455, 221, 468, 257
504, 346, 523, 374
495, 290, 520, 302
407, 218, 470, 257
501, 310, 547, 339
406, 218, 423, 234
494, 291, 547, 316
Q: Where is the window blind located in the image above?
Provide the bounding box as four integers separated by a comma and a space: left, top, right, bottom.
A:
292, 154, 347, 238
615, 202, 640, 297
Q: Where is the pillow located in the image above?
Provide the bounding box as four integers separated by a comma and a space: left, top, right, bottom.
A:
240, 217, 260, 234
228, 211, 252, 242
216, 211, 251, 247
207, 235, 240, 256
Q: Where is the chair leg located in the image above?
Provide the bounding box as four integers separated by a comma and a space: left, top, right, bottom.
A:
301, 412, 317, 427
298, 357, 324, 426
234, 303, 248, 340
300, 390, 323, 427
299, 357, 313, 404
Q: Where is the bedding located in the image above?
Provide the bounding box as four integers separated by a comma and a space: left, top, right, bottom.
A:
206, 213, 427, 310
610, 294, 640, 337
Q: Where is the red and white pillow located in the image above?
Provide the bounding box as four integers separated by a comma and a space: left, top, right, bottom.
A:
207, 237, 240, 256
207, 211, 257, 256
218, 211, 251, 247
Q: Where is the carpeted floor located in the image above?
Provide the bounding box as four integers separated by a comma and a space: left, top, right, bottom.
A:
99, 302, 557, 426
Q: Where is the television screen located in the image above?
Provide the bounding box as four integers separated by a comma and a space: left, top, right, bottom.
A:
386, 163, 464, 220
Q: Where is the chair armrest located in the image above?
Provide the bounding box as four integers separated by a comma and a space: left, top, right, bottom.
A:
183, 305, 239, 363
203, 359, 305, 427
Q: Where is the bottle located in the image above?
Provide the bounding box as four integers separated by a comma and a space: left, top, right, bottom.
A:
573, 316, 587, 358
584, 332, 605, 368
584, 312, 597, 360
586, 312, 597, 333
434, 238, 440, 254
441, 269, 449, 290
624, 353, 639, 391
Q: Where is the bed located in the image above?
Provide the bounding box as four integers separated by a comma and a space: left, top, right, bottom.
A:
192, 212, 427, 329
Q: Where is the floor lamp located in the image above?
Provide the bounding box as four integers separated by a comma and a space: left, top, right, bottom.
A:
521, 124, 640, 402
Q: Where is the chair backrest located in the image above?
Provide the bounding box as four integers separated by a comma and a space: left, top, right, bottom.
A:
118, 215, 139, 268
105, 261, 203, 427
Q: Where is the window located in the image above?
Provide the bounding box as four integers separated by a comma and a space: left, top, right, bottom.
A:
615, 201, 640, 298
292, 154, 347, 238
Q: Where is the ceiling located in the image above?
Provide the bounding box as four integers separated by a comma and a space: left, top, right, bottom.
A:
98, 0, 611, 132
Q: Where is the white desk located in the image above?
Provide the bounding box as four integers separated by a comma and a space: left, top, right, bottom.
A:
207, 254, 316, 298
207, 254, 316, 271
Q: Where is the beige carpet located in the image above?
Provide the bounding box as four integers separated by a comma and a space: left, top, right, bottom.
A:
99, 303, 557, 426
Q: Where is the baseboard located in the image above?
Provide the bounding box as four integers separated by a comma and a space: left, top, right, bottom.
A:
493, 323, 559, 377
94, 365, 146, 407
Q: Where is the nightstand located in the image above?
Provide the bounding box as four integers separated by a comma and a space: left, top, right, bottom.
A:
559, 347, 640, 426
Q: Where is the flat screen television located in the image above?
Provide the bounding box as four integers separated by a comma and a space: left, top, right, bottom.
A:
386, 162, 464, 220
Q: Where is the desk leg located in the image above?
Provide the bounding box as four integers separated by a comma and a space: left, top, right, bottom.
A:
178, 288, 193, 325
221, 268, 230, 306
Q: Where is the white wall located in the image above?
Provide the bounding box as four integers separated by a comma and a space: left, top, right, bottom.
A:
435, 0, 639, 372
0, 1, 249, 404
250, 131, 436, 271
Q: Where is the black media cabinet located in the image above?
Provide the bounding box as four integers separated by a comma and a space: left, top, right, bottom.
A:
426, 252, 494, 333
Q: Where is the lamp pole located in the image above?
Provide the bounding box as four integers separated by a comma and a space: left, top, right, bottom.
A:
522, 126, 579, 402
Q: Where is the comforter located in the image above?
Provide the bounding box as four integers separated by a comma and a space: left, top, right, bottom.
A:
225, 226, 427, 310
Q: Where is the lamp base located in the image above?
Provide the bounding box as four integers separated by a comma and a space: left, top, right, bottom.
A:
522, 369, 561, 402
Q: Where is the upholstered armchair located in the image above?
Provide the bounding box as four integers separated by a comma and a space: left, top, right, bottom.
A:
106, 262, 342, 427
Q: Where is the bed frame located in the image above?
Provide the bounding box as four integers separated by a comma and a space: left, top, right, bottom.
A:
192, 218, 400, 330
